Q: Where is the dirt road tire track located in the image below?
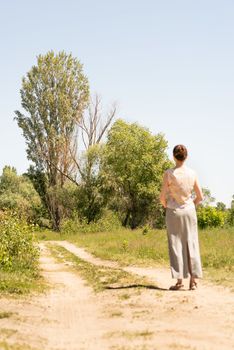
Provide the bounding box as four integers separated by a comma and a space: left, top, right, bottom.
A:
0, 241, 233, 350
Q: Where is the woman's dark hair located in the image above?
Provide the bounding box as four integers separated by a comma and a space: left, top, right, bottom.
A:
173, 144, 188, 161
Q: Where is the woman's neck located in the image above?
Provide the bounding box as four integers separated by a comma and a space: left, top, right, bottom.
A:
174, 160, 185, 168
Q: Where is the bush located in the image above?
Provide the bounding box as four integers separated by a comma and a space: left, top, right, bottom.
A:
0, 212, 39, 272
61, 210, 122, 234
197, 206, 227, 229
226, 208, 234, 226
0, 166, 43, 223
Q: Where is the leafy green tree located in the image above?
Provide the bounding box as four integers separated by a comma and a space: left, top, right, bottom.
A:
216, 202, 226, 211
0, 166, 42, 221
74, 144, 107, 222
71, 95, 116, 222
57, 95, 117, 223
15, 51, 89, 230
101, 119, 171, 228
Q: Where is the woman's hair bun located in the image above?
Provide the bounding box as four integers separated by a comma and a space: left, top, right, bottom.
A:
173, 144, 188, 161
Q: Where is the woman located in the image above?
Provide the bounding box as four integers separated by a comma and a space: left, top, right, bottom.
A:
160, 145, 203, 290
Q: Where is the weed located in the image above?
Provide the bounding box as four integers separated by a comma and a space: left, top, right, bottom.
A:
109, 311, 123, 317
118, 293, 130, 300
0, 342, 39, 350
0, 312, 13, 319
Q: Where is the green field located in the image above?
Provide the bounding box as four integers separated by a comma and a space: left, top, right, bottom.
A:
38, 226, 234, 290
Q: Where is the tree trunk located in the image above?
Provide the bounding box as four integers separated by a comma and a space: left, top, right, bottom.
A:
123, 209, 130, 227
46, 190, 62, 231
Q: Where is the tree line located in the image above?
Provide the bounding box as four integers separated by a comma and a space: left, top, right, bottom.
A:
1, 51, 233, 231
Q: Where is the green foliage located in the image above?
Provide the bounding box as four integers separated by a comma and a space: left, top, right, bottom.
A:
226, 208, 234, 226
101, 119, 171, 228
61, 210, 122, 234
197, 206, 227, 229
15, 51, 89, 167
54, 180, 78, 218
75, 144, 106, 222
201, 188, 215, 206
216, 201, 226, 211
15, 51, 89, 230
0, 166, 42, 222
0, 212, 39, 272
25, 166, 48, 208
230, 194, 234, 208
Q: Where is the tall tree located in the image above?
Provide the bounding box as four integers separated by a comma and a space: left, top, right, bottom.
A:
58, 95, 117, 223
15, 51, 89, 230
101, 119, 171, 228
74, 95, 116, 222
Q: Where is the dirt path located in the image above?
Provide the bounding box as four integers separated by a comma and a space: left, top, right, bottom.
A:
0, 241, 233, 350
0, 244, 116, 350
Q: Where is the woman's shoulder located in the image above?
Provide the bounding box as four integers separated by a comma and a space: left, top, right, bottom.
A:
164, 168, 174, 175
164, 166, 197, 177
185, 166, 196, 175
184, 166, 197, 180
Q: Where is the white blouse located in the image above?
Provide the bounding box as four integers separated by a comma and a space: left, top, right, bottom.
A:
161, 166, 197, 209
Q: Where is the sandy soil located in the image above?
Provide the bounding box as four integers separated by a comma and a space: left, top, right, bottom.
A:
0, 241, 233, 350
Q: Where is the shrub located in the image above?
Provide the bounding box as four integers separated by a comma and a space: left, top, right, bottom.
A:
61, 210, 122, 234
0, 166, 42, 223
0, 212, 39, 272
197, 206, 227, 229
226, 208, 234, 226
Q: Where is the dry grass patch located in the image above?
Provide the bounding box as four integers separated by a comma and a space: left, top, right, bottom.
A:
48, 244, 157, 293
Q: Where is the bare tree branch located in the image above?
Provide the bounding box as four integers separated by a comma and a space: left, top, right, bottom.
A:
96, 104, 116, 144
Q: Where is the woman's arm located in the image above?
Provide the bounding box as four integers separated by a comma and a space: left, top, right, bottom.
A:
193, 178, 203, 206
160, 172, 168, 208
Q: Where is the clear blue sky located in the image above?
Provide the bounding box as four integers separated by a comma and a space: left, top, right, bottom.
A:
0, 0, 233, 206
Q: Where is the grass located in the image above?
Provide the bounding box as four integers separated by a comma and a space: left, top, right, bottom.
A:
0, 312, 13, 319
109, 311, 123, 317
118, 293, 131, 300
49, 244, 155, 292
35, 228, 64, 241
106, 330, 154, 340
40, 226, 234, 290
41, 228, 169, 266
0, 270, 46, 296
0, 342, 39, 350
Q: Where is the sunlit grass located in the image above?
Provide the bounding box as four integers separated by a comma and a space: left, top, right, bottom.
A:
39, 226, 234, 289
0, 270, 46, 296
49, 244, 153, 292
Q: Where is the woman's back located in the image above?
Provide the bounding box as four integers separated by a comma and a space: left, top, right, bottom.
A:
160, 144, 203, 289
165, 165, 196, 209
